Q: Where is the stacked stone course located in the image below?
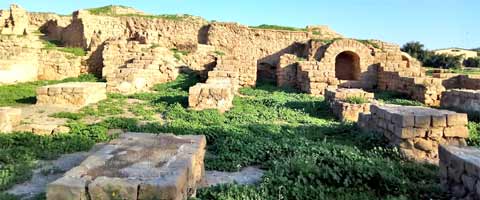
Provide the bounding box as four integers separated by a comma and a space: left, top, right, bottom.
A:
441, 89, 480, 115
0, 4, 29, 35
47, 133, 206, 200
36, 82, 107, 107
358, 104, 468, 162
325, 88, 374, 122
439, 145, 480, 199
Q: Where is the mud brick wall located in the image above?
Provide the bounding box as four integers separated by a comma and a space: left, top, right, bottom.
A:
36, 82, 107, 107
325, 88, 374, 122
441, 89, 480, 115
439, 145, 480, 199
358, 104, 468, 163
0, 107, 22, 133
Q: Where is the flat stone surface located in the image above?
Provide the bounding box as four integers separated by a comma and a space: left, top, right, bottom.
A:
46, 132, 206, 200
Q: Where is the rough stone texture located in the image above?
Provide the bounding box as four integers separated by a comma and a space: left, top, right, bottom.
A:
105, 46, 180, 94
325, 88, 374, 121
358, 104, 468, 163
441, 89, 480, 115
38, 50, 84, 80
36, 82, 107, 107
46, 133, 206, 200
189, 80, 235, 113
0, 4, 29, 35
277, 54, 299, 88
439, 145, 480, 199
0, 35, 41, 84
0, 107, 22, 133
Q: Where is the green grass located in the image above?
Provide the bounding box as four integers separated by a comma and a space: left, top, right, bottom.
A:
425, 67, 480, 76
249, 24, 307, 32
345, 96, 369, 104
0, 73, 451, 199
213, 50, 225, 56
42, 40, 86, 57
86, 5, 194, 21
356, 39, 381, 49
375, 91, 424, 106
0, 74, 99, 107
171, 48, 189, 61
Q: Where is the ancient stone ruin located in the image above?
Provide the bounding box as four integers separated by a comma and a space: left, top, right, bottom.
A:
439, 145, 480, 199
359, 104, 468, 162
47, 133, 206, 200
36, 82, 107, 107
325, 88, 374, 122
0, 107, 22, 133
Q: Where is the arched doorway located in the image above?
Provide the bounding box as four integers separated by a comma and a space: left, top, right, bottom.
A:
335, 51, 360, 80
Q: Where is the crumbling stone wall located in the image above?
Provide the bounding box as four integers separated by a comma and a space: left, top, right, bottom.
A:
296, 60, 339, 95
38, 50, 84, 80
277, 54, 299, 88
206, 22, 314, 86
358, 104, 468, 162
439, 145, 480, 199
0, 4, 29, 35
36, 82, 107, 107
441, 89, 480, 115
325, 88, 374, 122
0, 35, 40, 84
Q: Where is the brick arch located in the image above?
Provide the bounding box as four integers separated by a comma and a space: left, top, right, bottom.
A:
335, 51, 361, 80
320, 39, 374, 71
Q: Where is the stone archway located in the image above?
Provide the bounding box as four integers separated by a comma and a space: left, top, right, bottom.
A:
335, 51, 361, 80
401, 55, 410, 68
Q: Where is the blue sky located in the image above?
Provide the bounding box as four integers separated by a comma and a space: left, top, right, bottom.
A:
1, 0, 478, 50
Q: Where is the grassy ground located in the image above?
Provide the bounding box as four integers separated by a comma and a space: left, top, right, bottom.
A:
0, 74, 99, 107
3, 73, 480, 199
42, 40, 86, 57
425, 67, 480, 76
374, 91, 424, 106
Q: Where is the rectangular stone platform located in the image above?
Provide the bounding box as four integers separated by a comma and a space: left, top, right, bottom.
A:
439, 145, 480, 199
47, 133, 206, 200
36, 82, 107, 107
325, 88, 374, 122
358, 104, 468, 162
0, 107, 21, 133
188, 81, 234, 113
441, 89, 480, 115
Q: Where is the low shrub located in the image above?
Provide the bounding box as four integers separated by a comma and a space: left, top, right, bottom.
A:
345, 96, 369, 104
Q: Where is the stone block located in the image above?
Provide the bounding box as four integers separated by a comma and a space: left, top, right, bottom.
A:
447, 113, 468, 127
36, 82, 107, 107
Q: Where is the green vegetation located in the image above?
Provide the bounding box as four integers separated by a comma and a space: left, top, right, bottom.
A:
311, 38, 341, 45
171, 48, 189, 61
0, 74, 99, 107
463, 57, 480, 68
86, 5, 194, 21
249, 24, 307, 32
4, 72, 479, 199
42, 40, 86, 57
49, 112, 85, 120
345, 96, 369, 104
401, 41, 462, 69
213, 50, 225, 56
356, 39, 381, 49
374, 91, 424, 106
424, 67, 480, 76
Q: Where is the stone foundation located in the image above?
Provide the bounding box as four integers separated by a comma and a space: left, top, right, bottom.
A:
188, 81, 234, 113
325, 88, 374, 122
0, 107, 21, 133
36, 82, 107, 107
358, 104, 468, 162
439, 145, 480, 199
441, 89, 480, 115
47, 133, 206, 200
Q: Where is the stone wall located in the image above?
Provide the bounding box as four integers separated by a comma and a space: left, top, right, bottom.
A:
441, 89, 480, 115
36, 82, 107, 107
277, 54, 299, 88
0, 4, 29, 35
439, 145, 480, 199
325, 88, 374, 122
358, 104, 468, 163
38, 50, 84, 80
0, 35, 40, 84
296, 60, 339, 95
378, 67, 445, 106
0, 107, 21, 133
206, 22, 313, 86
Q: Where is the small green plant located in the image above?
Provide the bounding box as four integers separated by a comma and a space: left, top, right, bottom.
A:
42, 40, 86, 57
49, 112, 84, 120
249, 24, 307, 32
311, 38, 341, 45
356, 39, 381, 49
345, 96, 369, 104
171, 48, 189, 61
86, 5, 194, 21
375, 91, 424, 106
214, 50, 225, 56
